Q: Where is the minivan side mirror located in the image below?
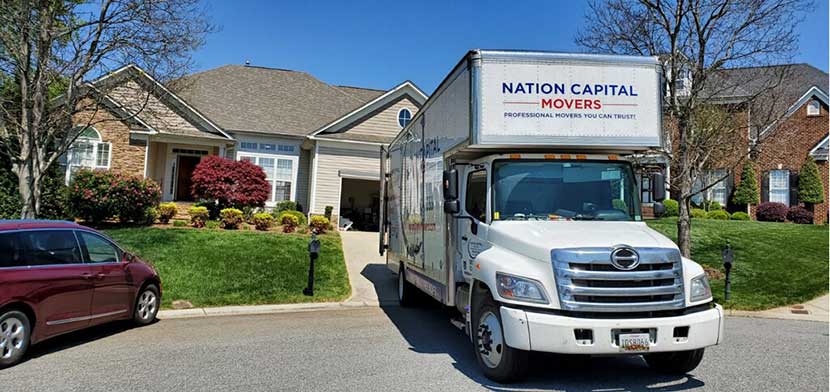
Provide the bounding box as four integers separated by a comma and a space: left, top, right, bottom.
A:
650, 172, 666, 202
442, 169, 458, 201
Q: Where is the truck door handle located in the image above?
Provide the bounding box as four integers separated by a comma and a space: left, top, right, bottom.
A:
461, 236, 468, 241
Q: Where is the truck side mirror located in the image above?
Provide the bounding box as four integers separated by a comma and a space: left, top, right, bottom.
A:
653, 202, 666, 217
443, 169, 458, 201
444, 199, 460, 214
650, 173, 666, 202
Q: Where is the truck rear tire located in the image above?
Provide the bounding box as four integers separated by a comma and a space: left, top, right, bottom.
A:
645, 348, 705, 374
397, 265, 419, 307
472, 292, 528, 383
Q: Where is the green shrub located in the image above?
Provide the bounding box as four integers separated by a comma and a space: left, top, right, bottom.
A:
799, 157, 825, 205
611, 199, 627, 211
705, 209, 730, 220
309, 215, 330, 234
691, 208, 707, 219
279, 211, 299, 233
189, 206, 209, 228
730, 211, 751, 220
172, 220, 188, 227
324, 205, 333, 221
276, 200, 297, 212
272, 209, 306, 226
663, 199, 679, 216
733, 162, 760, 206
220, 208, 244, 229
252, 212, 274, 231
143, 207, 159, 225
157, 203, 178, 224
68, 170, 161, 223
706, 201, 723, 211
206, 220, 220, 229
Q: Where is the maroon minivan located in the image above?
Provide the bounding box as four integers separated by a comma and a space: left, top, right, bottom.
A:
0, 220, 161, 368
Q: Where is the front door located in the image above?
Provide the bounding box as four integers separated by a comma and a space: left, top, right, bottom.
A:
176, 155, 201, 201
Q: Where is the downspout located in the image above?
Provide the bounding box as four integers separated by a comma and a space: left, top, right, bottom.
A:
308, 142, 319, 216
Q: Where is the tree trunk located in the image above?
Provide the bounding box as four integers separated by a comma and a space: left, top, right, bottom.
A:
17, 160, 41, 219
677, 196, 692, 257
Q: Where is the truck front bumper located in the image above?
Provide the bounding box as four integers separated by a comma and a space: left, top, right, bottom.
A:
500, 304, 724, 355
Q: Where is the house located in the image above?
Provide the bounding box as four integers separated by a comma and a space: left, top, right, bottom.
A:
673, 63, 829, 223
67, 64, 427, 230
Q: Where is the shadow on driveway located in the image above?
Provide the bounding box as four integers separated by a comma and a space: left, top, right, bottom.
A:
361, 263, 705, 391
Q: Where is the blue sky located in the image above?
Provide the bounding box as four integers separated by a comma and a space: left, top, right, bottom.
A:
193, 0, 828, 94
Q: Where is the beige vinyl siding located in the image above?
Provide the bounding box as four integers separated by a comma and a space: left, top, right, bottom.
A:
311, 145, 380, 219
149, 142, 168, 187
338, 97, 419, 139
295, 148, 311, 210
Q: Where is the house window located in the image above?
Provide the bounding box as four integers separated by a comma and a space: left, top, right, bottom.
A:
640, 175, 652, 203
398, 108, 412, 128
260, 143, 276, 152
240, 142, 258, 150
238, 154, 294, 203
769, 170, 790, 205
65, 126, 111, 184
278, 145, 295, 152
709, 169, 728, 206
807, 99, 821, 116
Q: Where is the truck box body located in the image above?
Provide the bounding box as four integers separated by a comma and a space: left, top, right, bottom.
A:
380, 50, 722, 381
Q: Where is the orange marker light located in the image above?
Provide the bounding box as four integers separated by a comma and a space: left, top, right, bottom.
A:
544, 154, 557, 160
509, 154, 521, 159
608, 154, 619, 160
560, 154, 571, 160
475, 263, 481, 270
576, 154, 587, 160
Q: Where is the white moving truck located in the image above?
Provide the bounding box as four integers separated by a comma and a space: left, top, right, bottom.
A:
379, 50, 724, 382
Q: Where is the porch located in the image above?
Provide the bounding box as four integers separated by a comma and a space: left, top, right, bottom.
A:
142, 135, 233, 203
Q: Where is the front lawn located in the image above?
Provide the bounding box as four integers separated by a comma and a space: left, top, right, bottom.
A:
104, 228, 351, 308
647, 218, 828, 310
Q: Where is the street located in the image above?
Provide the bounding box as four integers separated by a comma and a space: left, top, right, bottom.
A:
0, 301, 826, 391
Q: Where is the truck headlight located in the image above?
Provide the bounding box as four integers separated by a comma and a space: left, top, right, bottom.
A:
496, 273, 548, 304
689, 273, 712, 302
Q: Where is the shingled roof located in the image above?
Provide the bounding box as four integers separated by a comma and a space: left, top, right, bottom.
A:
171, 65, 382, 137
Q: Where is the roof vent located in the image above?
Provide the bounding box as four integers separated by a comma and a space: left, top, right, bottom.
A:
245, 60, 251, 66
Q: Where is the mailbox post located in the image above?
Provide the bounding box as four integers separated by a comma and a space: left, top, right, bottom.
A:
303, 232, 321, 296
722, 241, 734, 301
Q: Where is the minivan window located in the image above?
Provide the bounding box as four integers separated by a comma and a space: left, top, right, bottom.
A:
0, 232, 23, 267
18, 230, 82, 266
465, 170, 487, 221
78, 231, 120, 263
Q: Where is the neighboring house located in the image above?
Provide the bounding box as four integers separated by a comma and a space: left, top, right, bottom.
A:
67, 64, 427, 230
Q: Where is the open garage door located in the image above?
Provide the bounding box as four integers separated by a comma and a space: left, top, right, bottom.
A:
339, 178, 380, 231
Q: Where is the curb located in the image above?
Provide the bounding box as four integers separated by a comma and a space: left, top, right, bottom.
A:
724, 309, 829, 323
158, 301, 382, 320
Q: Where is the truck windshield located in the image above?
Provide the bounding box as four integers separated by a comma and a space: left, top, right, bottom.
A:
492, 160, 642, 222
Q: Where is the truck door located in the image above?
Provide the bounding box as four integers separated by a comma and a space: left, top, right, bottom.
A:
458, 166, 489, 276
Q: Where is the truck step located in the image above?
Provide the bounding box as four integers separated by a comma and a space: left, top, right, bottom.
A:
449, 317, 466, 333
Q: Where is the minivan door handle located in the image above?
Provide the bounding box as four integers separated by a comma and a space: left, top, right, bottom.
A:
80, 273, 93, 280
96, 273, 105, 280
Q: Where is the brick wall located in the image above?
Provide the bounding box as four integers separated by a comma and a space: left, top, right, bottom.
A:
73, 102, 147, 178
748, 98, 829, 223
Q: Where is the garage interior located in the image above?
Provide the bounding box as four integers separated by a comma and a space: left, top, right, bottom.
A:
339, 178, 380, 231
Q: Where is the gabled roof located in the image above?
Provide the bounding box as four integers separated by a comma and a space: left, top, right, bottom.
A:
311, 81, 427, 143
705, 63, 828, 102
810, 135, 829, 161
172, 65, 384, 137
93, 65, 232, 141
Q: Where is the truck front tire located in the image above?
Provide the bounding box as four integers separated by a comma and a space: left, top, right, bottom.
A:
472, 291, 528, 382
397, 265, 419, 307
645, 348, 705, 374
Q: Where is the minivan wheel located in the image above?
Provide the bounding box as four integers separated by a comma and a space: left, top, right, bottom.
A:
0, 310, 30, 368
134, 284, 160, 325
645, 348, 705, 374
472, 294, 528, 382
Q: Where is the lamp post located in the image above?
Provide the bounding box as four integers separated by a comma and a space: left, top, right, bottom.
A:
303, 231, 321, 296
722, 241, 734, 301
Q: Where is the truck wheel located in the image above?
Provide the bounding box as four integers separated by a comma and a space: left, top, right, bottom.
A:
0, 310, 30, 369
645, 348, 705, 374
397, 265, 418, 307
472, 293, 528, 382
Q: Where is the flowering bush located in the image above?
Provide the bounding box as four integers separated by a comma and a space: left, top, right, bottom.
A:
786, 206, 813, 224
189, 206, 209, 228
756, 202, 788, 222
220, 208, 244, 229
158, 203, 178, 224
279, 211, 299, 233
67, 169, 160, 224
309, 215, 330, 234
705, 209, 730, 220
252, 213, 274, 231
191, 156, 270, 210
730, 211, 751, 220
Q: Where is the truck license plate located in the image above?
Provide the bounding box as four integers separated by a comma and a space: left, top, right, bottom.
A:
619, 333, 651, 352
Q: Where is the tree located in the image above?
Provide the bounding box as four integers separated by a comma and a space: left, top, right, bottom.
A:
576, 0, 807, 256
0, 0, 212, 218
799, 156, 825, 209
732, 161, 760, 210
190, 156, 270, 211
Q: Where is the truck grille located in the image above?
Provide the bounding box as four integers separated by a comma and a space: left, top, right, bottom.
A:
552, 247, 685, 312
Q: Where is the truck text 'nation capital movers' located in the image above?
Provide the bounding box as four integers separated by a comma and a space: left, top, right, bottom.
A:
379, 50, 724, 382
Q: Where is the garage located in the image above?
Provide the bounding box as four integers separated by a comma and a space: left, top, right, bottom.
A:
339, 178, 380, 231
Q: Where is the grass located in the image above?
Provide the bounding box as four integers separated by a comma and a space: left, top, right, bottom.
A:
103, 227, 351, 309
647, 218, 828, 310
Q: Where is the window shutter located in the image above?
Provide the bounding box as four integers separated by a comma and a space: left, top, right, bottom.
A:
761, 171, 769, 203
789, 170, 799, 206
726, 171, 735, 206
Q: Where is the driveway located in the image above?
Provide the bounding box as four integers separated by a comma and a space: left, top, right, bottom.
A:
339, 230, 397, 306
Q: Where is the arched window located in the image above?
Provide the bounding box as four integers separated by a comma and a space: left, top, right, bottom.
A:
807, 99, 821, 116
397, 108, 412, 128
65, 126, 111, 184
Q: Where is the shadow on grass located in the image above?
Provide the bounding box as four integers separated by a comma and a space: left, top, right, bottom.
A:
361, 263, 705, 391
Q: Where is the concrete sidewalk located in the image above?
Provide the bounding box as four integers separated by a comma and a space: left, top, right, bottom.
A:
725, 294, 829, 322
339, 230, 398, 306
